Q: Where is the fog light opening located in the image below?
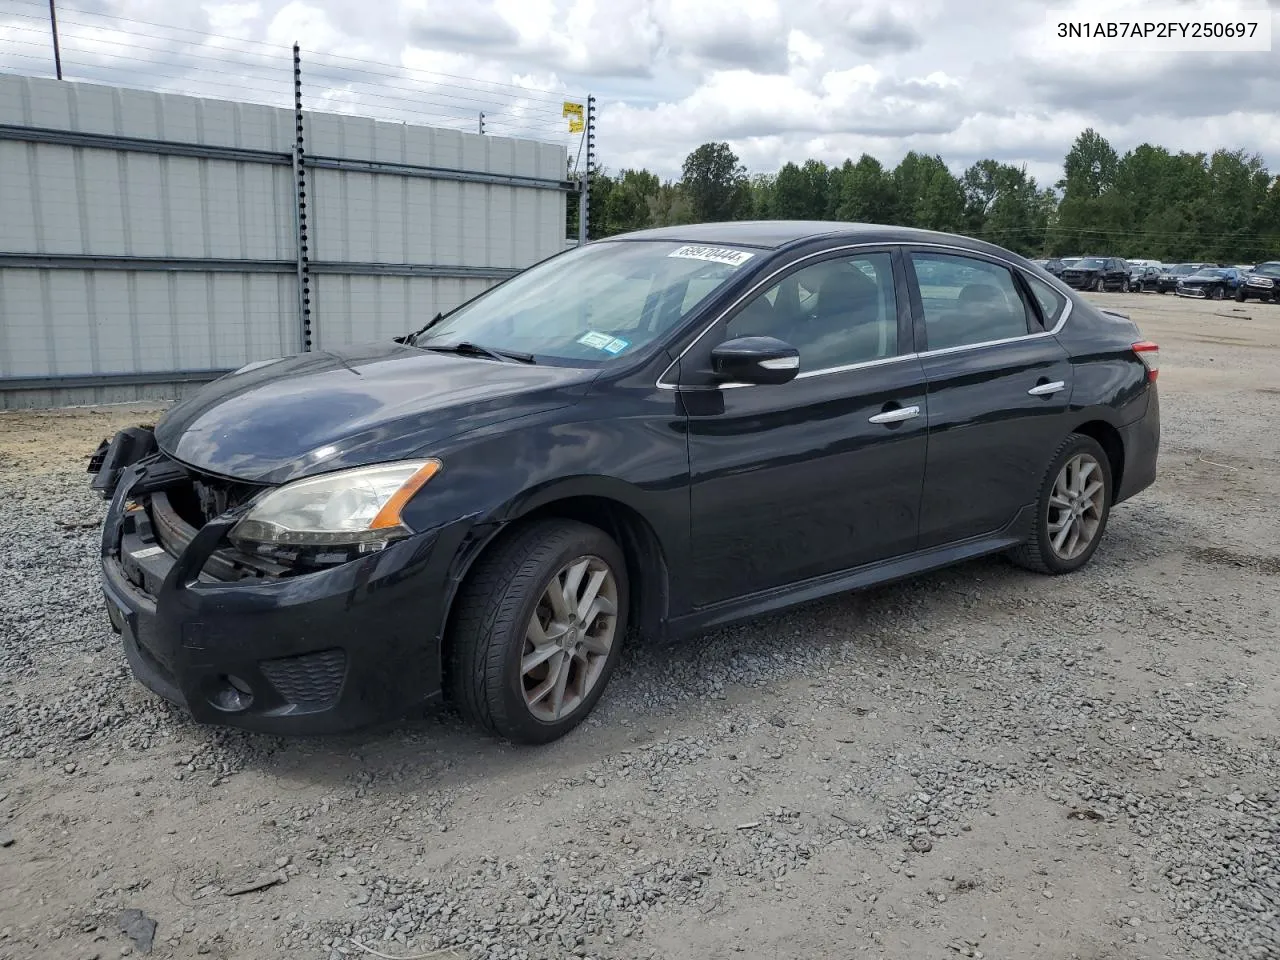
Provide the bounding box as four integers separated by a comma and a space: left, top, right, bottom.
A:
208, 674, 254, 712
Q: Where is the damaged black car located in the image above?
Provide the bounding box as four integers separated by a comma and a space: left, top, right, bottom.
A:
91, 223, 1161, 744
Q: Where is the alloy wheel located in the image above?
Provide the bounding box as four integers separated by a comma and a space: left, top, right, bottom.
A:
520, 555, 618, 722
1046, 453, 1106, 561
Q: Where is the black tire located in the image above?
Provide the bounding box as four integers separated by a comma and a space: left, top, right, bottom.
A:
1235, 288, 1247, 302
446, 519, 629, 744
1008, 433, 1113, 576
1094, 278, 1105, 293
1212, 286, 1225, 301
1135, 281, 1145, 294
1121, 279, 1130, 293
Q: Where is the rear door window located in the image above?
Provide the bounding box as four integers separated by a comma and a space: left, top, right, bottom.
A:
910, 252, 1037, 351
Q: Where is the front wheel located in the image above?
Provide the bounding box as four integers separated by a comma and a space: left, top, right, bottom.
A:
1121, 279, 1131, 293
1094, 278, 1105, 293
446, 519, 629, 744
1008, 434, 1113, 575
1135, 281, 1145, 294
1212, 286, 1225, 301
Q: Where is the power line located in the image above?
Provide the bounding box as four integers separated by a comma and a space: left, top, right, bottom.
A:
0, 24, 578, 142
1, 0, 579, 104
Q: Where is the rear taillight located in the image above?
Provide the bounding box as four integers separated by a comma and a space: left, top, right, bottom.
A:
1133, 341, 1159, 381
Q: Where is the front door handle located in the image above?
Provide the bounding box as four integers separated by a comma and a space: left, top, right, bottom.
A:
868, 405, 921, 424
1027, 380, 1066, 396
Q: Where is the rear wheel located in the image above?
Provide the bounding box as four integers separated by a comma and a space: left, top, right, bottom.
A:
1121, 279, 1131, 293
446, 519, 628, 744
1008, 434, 1113, 575
1094, 278, 1105, 293
1135, 281, 1145, 293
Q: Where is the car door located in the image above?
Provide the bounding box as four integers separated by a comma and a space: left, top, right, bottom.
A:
905, 248, 1074, 549
1106, 259, 1123, 288
677, 247, 928, 606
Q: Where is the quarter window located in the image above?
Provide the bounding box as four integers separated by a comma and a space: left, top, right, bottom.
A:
1023, 273, 1067, 329
910, 253, 1035, 351
725, 253, 898, 371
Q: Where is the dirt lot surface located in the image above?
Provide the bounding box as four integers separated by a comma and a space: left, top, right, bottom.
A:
1, 292, 1277, 960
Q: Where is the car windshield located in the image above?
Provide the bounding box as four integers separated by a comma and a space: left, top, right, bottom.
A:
1255, 263, 1280, 277
1074, 258, 1105, 269
411, 240, 757, 365
1172, 264, 1194, 274
1190, 269, 1225, 279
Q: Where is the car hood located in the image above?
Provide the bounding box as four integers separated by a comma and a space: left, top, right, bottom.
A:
155, 341, 594, 484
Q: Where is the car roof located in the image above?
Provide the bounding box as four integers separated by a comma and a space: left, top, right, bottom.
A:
603, 220, 1025, 256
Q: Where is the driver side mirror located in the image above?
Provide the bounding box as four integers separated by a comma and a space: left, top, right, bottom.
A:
710, 336, 800, 386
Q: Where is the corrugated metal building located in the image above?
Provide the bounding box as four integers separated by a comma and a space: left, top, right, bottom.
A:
0, 74, 570, 409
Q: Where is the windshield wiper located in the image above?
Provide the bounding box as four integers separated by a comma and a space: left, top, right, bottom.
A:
396, 313, 444, 345
423, 341, 536, 364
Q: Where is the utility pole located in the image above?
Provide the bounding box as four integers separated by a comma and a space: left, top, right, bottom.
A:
578, 95, 595, 245
478, 112, 485, 135
292, 43, 312, 352
48, 0, 63, 79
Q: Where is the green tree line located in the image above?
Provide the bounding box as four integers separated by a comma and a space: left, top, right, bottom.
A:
569, 129, 1280, 263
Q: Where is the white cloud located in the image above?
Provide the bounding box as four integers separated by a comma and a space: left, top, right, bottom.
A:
2, 0, 1276, 185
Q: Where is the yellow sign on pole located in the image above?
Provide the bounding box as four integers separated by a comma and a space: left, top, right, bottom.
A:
563, 100, 584, 133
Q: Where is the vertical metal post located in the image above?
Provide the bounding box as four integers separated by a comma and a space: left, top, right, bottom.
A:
292, 43, 312, 352
578, 94, 595, 244
478, 112, 485, 135
48, 0, 63, 80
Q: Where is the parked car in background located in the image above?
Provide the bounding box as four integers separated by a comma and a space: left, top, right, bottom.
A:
1060, 256, 1131, 292
1031, 258, 1068, 277
1237, 261, 1280, 302
83, 221, 1162, 743
1130, 264, 1163, 293
1155, 263, 1205, 294
1176, 267, 1236, 300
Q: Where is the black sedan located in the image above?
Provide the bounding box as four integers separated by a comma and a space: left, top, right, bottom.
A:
1176, 268, 1236, 300
1130, 265, 1162, 293
88, 223, 1161, 744
1059, 256, 1131, 292
1155, 263, 1207, 293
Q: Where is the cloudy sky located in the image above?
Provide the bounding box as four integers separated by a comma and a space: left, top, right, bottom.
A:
2, 0, 1278, 188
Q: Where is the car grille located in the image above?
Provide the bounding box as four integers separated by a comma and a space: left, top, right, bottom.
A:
1247, 278, 1274, 288
260, 649, 348, 705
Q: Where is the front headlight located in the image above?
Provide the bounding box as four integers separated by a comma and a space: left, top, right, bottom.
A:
229, 459, 442, 549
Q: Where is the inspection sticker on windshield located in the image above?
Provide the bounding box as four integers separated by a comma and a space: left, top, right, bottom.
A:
578, 331, 630, 354
667, 244, 755, 267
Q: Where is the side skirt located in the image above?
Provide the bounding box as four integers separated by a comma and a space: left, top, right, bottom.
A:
667, 505, 1035, 639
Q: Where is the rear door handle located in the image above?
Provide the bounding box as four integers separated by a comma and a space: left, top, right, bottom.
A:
868, 405, 920, 424
1027, 380, 1066, 396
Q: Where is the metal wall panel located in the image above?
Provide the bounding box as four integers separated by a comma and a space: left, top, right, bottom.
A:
0, 74, 569, 409
310, 274, 495, 348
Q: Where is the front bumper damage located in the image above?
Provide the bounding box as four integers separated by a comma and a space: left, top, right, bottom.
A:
90, 431, 466, 734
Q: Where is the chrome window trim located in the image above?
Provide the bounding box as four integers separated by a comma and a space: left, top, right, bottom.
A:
795, 352, 918, 379
656, 240, 1075, 390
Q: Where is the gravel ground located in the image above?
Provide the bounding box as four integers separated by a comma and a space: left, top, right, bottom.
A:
1, 292, 1277, 960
